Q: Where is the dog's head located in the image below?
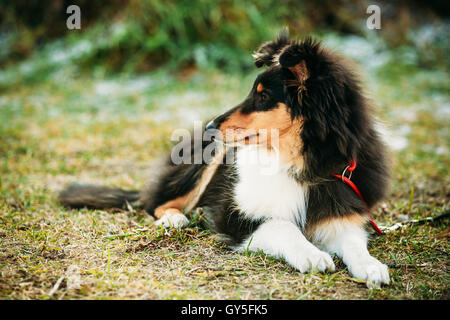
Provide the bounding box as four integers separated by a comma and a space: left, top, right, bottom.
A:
207, 30, 370, 175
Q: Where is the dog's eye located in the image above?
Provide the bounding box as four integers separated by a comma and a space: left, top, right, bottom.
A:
261, 92, 270, 101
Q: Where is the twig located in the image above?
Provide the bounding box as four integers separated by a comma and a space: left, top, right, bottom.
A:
125, 200, 135, 214
185, 267, 202, 275
102, 232, 136, 239
48, 276, 65, 296
387, 263, 427, 269
378, 211, 450, 234
102, 227, 149, 239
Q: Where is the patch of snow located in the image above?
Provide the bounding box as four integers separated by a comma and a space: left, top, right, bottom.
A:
375, 119, 410, 151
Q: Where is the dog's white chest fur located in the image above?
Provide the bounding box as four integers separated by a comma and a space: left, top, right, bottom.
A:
233, 146, 307, 227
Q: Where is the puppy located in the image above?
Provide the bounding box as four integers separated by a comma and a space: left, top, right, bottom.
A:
60, 31, 391, 288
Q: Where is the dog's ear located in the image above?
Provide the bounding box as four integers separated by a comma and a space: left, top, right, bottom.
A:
278, 37, 321, 102
278, 47, 310, 103
253, 28, 290, 68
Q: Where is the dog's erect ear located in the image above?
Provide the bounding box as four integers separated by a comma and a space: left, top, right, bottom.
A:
278, 47, 310, 103
278, 37, 320, 102
282, 59, 309, 86
278, 39, 314, 83
253, 29, 290, 68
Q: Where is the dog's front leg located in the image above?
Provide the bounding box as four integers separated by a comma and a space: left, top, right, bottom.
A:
309, 215, 390, 288
237, 219, 335, 273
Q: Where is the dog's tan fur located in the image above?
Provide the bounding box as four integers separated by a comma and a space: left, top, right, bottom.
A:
305, 213, 369, 241
154, 150, 224, 220
219, 102, 304, 169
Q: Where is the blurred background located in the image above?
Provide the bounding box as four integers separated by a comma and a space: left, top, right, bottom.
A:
1, 0, 449, 72
0, 0, 449, 300
0, 0, 450, 74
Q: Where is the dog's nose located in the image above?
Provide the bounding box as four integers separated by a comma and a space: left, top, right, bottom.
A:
205, 120, 217, 131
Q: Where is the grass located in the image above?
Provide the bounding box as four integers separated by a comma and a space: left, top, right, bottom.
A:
0, 34, 449, 300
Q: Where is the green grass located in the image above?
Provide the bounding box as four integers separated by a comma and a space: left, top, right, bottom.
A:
0, 34, 449, 299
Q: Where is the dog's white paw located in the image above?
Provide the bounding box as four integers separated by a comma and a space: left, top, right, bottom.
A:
288, 247, 336, 273
347, 257, 390, 288
154, 213, 189, 229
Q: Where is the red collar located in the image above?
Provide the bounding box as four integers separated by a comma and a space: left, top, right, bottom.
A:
333, 160, 383, 235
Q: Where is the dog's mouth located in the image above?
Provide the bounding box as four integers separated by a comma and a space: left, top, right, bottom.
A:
214, 132, 260, 146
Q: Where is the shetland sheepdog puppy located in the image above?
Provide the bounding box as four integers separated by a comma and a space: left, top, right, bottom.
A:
59, 31, 391, 288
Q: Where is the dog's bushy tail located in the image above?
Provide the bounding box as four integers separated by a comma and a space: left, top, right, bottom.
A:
58, 184, 141, 210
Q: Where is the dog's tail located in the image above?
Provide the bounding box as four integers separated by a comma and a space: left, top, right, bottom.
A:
58, 183, 141, 210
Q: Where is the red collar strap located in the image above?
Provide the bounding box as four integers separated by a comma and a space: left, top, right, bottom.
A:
333, 160, 384, 235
